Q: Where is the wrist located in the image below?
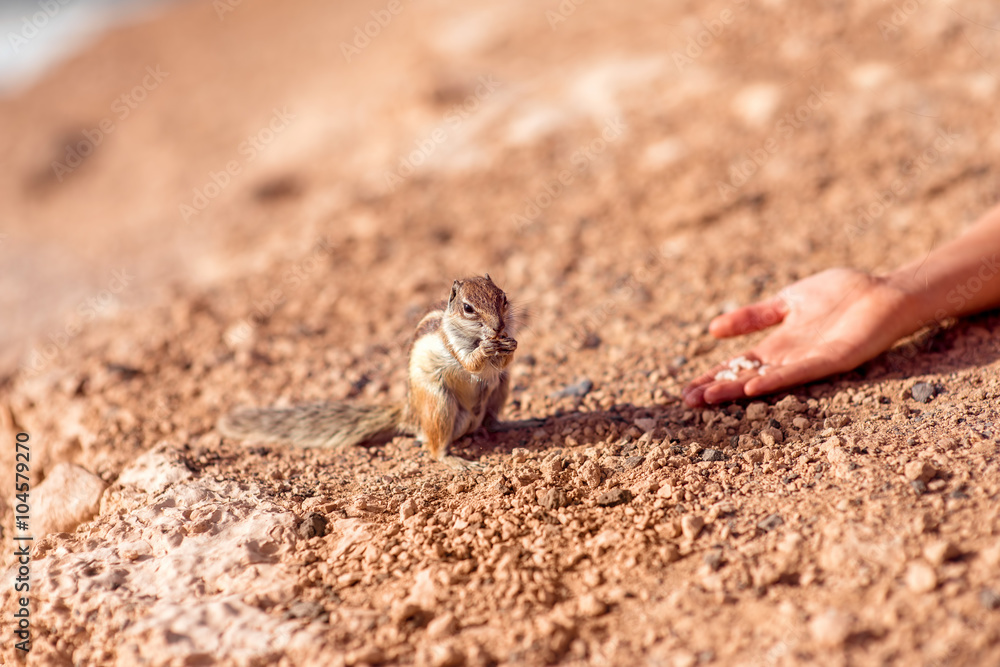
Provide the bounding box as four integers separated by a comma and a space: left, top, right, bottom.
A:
879, 267, 946, 335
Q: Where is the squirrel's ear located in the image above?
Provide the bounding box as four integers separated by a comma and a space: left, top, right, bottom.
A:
449, 280, 461, 304
484, 272, 492, 283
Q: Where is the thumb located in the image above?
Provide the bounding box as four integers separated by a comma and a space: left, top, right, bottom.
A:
709, 296, 790, 338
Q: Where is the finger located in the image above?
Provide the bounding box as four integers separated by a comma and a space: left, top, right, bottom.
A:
683, 384, 708, 407
701, 377, 755, 405
743, 357, 838, 397
709, 297, 789, 338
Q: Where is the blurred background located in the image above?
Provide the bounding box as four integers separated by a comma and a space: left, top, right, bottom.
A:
1, 0, 998, 380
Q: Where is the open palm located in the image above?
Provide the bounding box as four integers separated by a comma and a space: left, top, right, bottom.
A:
683, 268, 914, 406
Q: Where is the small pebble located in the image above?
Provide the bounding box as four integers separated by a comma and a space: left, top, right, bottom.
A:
759, 427, 783, 446
578, 593, 608, 617
757, 514, 784, 532
701, 448, 726, 462
703, 549, 724, 571
428, 643, 465, 667
745, 402, 768, 422
910, 382, 936, 403
540, 488, 569, 510
400, 498, 418, 521
776, 395, 807, 413
625, 455, 645, 469
298, 512, 328, 539
905, 561, 937, 593
904, 460, 936, 483
427, 613, 459, 638
596, 488, 632, 507
681, 514, 704, 540
980, 589, 1000, 611
923, 540, 960, 566
346, 646, 385, 666
809, 609, 852, 647
551, 378, 594, 399
792, 416, 810, 430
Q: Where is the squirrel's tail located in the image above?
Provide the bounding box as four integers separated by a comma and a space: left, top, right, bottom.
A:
218, 402, 404, 449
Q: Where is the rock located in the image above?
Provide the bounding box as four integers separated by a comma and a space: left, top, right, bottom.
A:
826, 447, 849, 464
298, 512, 328, 539
400, 498, 418, 521
624, 455, 645, 469
757, 514, 784, 532
286, 601, 325, 620
792, 416, 810, 430
540, 487, 569, 510
703, 549, 724, 571
33, 463, 107, 537
980, 589, 1000, 611
578, 593, 608, 617
428, 643, 465, 667
910, 382, 936, 403
634, 417, 657, 432
681, 514, 704, 540
923, 540, 960, 566
742, 448, 769, 464
904, 460, 936, 483
427, 612, 459, 638
759, 427, 783, 446
550, 378, 593, 399
578, 460, 602, 488
345, 646, 385, 666
701, 448, 726, 462
776, 395, 807, 413
905, 561, 937, 593
824, 415, 850, 429
745, 402, 768, 422
596, 488, 632, 507
809, 609, 852, 647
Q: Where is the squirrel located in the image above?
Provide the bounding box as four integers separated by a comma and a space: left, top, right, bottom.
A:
218, 274, 520, 469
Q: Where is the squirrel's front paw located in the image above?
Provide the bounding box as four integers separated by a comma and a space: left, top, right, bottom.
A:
482, 336, 517, 356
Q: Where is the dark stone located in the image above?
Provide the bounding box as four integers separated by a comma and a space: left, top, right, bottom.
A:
910, 480, 928, 495
703, 549, 724, 571
550, 378, 594, 399
701, 448, 726, 462
980, 588, 1000, 610
624, 456, 645, 469
757, 514, 784, 532
910, 382, 937, 404
782, 474, 800, 484
298, 512, 328, 539
285, 601, 326, 620
596, 488, 633, 507
540, 488, 569, 510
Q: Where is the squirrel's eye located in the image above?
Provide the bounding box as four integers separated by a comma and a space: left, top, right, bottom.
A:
463, 303, 475, 315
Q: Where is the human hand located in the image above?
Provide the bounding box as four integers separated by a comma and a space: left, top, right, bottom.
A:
682, 268, 915, 406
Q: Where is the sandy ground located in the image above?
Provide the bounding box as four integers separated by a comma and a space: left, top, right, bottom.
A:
2, 0, 1000, 664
